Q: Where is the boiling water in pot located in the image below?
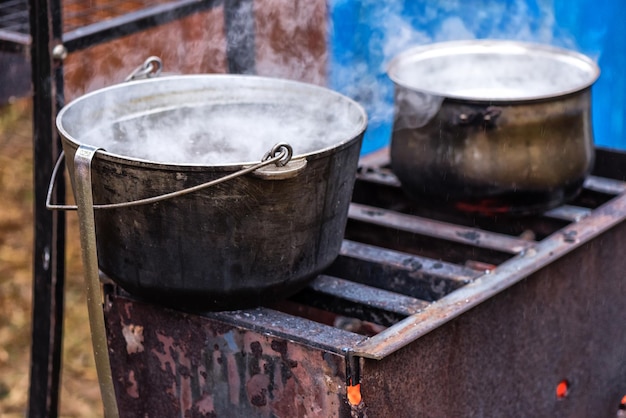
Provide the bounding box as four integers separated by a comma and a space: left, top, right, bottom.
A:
82, 102, 356, 165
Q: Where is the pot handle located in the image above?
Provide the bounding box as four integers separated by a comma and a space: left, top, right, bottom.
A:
455, 106, 502, 129
125, 56, 163, 81
46, 142, 306, 211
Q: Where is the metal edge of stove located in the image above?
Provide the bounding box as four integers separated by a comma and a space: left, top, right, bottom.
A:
349, 147, 626, 359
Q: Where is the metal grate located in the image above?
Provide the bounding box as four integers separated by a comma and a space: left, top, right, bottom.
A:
248, 146, 626, 354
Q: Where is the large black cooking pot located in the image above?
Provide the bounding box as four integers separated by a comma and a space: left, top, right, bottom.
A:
387, 40, 600, 215
56, 75, 367, 310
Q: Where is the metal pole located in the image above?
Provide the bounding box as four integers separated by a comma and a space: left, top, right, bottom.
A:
224, 0, 256, 74
27, 0, 66, 415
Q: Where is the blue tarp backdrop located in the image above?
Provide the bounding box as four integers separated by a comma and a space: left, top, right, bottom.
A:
328, 0, 625, 154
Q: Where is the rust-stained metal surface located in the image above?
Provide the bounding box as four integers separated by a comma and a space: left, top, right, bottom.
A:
105, 292, 358, 417
359, 219, 626, 416
104, 147, 626, 416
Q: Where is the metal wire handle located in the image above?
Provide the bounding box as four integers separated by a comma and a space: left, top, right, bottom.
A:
124, 56, 163, 81
46, 142, 295, 211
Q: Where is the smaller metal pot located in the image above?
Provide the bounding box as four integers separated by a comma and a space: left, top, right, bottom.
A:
387, 40, 600, 215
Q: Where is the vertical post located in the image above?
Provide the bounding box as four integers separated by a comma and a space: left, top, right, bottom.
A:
27, 0, 66, 416
224, 0, 256, 74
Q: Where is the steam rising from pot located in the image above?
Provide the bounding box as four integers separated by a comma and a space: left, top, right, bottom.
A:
58, 75, 367, 165
81, 101, 356, 165
60, 0, 604, 158
327, 0, 599, 151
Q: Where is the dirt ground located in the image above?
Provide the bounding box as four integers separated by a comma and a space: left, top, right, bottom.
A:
0, 97, 103, 417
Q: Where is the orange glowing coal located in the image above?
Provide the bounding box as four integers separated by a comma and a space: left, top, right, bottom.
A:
556, 380, 569, 399
347, 383, 362, 406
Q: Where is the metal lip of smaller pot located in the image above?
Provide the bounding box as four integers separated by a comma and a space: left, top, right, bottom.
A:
387, 39, 600, 103
56, 74, 368, 170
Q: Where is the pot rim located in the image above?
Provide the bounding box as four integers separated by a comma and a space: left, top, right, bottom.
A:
56, 74, 368, 170
387, 39, 601, 103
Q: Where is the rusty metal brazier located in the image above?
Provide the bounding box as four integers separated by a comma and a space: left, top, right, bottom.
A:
387, 40, 600, 214
56, 75, 367, 310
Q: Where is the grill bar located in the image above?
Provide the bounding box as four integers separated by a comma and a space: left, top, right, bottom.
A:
339, 239, 481, 282
307, 275, 429, 315
543, 204, 592, 222
205, 304, 366, 354
330, 239, 477, 301
355, 166, 401, 187
290, 274, 428, 327
349, 202, 534, 254
585, 174, 626, 194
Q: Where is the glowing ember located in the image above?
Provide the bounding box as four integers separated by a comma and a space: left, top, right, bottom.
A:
347, 383, 362, 406
454, 198, 512, 215
556, 380, 569, 399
